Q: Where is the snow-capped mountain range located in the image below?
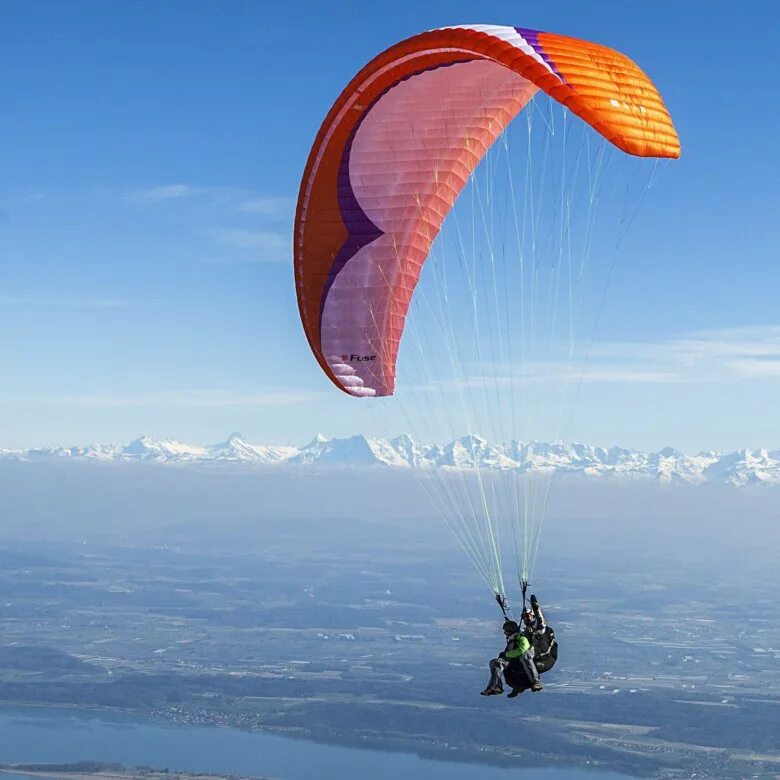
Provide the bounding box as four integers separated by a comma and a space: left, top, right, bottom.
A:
1, 432, 779, 487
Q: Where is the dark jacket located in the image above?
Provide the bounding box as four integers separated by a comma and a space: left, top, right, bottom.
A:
523, 603, 546, 633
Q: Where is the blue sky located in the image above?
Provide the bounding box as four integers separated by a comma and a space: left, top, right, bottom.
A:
0, 0, 777, 452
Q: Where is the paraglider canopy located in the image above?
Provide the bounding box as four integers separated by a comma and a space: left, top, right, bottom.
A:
294, 24, 679, 400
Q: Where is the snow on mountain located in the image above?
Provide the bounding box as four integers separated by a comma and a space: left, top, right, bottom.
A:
0, 447, 28, 460
207, 432, 297, 464
120, 436, 207, 462
388, 433, 436, 468
1, 433, 778, 487
703, 449, 780, 487
506, 441, 616, 475
291, 434, 403, 466
24, 443, 121, 460
644, 448, 719, 485
437, 435, 516, 470
362, 436, 416, 468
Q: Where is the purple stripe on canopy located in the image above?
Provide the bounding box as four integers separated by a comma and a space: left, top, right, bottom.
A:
515, 28, 568, 85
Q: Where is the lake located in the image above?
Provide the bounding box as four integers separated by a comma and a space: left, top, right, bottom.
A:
0, 705, 634, 780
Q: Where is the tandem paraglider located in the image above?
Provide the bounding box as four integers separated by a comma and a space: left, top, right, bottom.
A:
293, 23, 679, 697
482, 590, 557, 698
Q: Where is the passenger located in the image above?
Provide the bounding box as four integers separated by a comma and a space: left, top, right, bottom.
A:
529, 594, 558, 675
522, 593, 546, 633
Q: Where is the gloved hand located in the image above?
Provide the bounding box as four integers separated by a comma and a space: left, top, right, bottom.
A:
530, 594, 539, 607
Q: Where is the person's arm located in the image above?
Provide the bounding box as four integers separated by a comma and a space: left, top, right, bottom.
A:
531, 595, 546, 629
504, 635, 531, 658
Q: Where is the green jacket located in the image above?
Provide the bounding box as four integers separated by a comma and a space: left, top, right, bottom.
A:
503, 633, 531, 659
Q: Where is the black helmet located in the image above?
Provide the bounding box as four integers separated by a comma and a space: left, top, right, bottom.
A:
503, 620, 519, 634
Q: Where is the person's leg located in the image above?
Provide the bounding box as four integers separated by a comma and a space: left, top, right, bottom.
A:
481, 657, 506, 694
520, 648, 542, 689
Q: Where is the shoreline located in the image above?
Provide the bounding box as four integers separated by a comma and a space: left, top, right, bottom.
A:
0, 701, 636, 778
0, 764, 265, 780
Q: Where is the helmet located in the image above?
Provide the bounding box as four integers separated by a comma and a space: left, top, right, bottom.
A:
502, 620, 519, 635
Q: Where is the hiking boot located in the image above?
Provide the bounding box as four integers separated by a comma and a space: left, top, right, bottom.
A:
531, 682, 544, 692
507, 688, 523, 698
480, 686, 504, 696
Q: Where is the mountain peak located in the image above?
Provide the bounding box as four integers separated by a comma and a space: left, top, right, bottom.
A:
658, 446, 682, 458
307, 433, 329, 446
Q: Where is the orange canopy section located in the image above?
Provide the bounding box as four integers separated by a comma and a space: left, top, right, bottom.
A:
295, 25, 680, 398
